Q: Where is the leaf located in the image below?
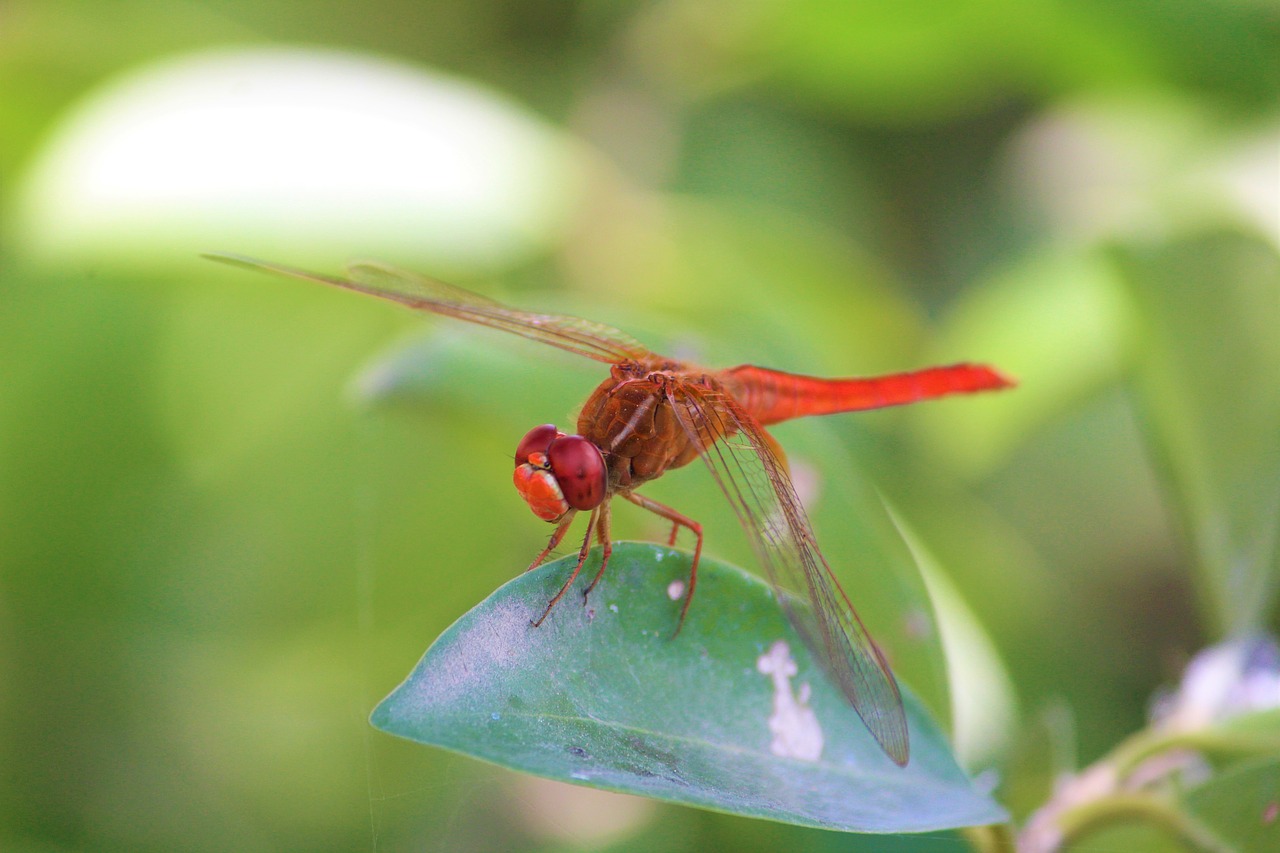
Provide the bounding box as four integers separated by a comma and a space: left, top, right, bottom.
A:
371, 543, 1006, 833
1111, 230, 1280, 636
1185, 754, 1280, 852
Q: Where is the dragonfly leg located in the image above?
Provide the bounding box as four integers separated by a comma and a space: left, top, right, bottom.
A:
621, 491, 703, 637
526, 511, 576, 572
582, 501, 613, 601
531, 507, 598, 627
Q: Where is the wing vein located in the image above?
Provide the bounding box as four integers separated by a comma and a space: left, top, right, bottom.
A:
665, 380, 909, 765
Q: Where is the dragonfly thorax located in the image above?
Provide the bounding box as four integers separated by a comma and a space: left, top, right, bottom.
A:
512, 424, 607, 522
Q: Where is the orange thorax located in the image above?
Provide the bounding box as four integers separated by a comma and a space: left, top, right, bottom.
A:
576, 362, 731, 493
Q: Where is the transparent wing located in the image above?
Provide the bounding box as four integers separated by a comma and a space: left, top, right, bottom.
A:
667, 380, 909, 766
204, 253, 655, 365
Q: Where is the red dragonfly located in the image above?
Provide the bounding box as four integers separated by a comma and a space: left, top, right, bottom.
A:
207, 253, 1013, 766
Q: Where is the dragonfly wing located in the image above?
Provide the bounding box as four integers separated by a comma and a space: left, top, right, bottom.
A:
204, 253, 654, 364
666, 380, 909, 766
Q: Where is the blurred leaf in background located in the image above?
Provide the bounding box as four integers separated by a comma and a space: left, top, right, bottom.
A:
1114, 231, 1280, 637
1, 0, 1277, 850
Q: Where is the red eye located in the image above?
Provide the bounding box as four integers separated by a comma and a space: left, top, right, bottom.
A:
515, 424, 560, 467
546, 435, 607, 511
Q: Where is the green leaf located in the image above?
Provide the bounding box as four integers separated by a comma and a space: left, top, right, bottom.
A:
1112, 231, 1280, 636
1185, 754, 1280, 853
371, 543, 1005, 833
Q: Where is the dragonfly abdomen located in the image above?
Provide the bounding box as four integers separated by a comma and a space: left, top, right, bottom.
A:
723, 363, 1013, 426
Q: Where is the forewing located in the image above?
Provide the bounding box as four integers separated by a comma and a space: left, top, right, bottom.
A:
667, 381, 909, 766
204, 253, 653, 364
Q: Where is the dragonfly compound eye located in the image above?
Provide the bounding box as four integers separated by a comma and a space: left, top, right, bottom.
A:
514, 423, 561, 466
546, 435, 607, 511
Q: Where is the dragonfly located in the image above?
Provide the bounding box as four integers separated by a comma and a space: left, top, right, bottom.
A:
206, 253, 1013, 766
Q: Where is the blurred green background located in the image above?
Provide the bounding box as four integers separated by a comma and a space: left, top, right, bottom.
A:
2, 1, 1277, 851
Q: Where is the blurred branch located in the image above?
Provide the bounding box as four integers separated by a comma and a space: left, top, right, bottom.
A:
961, 822, 1017, 853
1023, 787, 1233, 853
1019, 636, 1280, 851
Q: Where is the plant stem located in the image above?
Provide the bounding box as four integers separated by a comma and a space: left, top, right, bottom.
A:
961, 822, 1017, 853
1052, 792, 1234, 853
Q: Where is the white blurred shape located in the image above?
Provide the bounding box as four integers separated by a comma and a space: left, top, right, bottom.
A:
787, 456, 822, 509
12, 48, 584, 272
1007, 99, 1277, 249
1152, 635, 1280, 731
756, 640, 824, 761
1011, 107, 1154, 243
1209, 127, 1280, 250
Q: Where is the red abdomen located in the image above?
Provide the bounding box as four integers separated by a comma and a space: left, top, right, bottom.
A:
722, 363, 1013, 426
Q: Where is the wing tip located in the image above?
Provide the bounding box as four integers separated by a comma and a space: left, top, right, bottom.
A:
884, 734, 910, 767
862, 694, 910, 766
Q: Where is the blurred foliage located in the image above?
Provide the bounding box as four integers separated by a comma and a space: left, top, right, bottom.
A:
2, 1, 1277, 851
1114, 232, 1280, 637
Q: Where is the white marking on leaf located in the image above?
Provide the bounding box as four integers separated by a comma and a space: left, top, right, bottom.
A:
756, 640, 823, 761
666, 579, 685, 600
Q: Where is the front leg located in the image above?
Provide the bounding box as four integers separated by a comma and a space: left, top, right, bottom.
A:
531, 506, 599, 627
526, 511, 576, 572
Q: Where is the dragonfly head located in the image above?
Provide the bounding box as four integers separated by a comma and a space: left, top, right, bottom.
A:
513, 424, 607, 522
